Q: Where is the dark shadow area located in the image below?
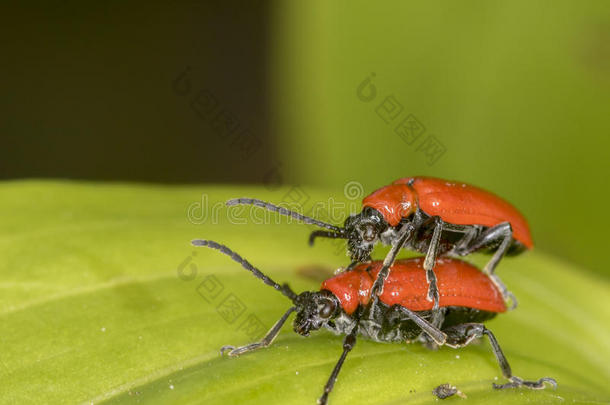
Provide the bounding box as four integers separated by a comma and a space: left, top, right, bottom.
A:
1, 1, 275, 184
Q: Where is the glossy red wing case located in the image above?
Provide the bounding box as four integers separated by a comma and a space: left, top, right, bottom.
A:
321, 257, 507, 314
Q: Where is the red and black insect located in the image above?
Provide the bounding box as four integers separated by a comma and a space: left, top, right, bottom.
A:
227, 176, 531, 309
193, 239, 555, 405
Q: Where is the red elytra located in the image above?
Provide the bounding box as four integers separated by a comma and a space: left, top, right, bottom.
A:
362, 176, 533, 249
321, 257, 507, 315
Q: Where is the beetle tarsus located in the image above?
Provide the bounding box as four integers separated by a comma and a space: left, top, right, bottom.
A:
493, 376, 557, 390
505, 291, 518, 311
219, 307, 296, 357
220, 345, 236, 356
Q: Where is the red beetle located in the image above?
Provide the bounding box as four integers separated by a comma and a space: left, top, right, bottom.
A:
193, 239, 556, 405
227, 177, 531, 309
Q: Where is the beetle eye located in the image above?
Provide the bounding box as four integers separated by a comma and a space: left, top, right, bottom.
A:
319, 299, 335, 318
362, 224, 376, 242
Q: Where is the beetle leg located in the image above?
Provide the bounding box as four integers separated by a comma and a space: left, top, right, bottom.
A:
367, 223, 414, 316
487, 273, 518, 310
398, 312, 555, 390
220, 307, 296, 357
453, 222, 516, 307
318, 322, 359, 405
370, 223, 415, 298
396, 306, 447, 345
481, 223, 513, 276
422, 216, 443, 309
441, 323, 557, 390
451, 226, 480, 253
454, 222, 513, 275
345, 260, 359, 271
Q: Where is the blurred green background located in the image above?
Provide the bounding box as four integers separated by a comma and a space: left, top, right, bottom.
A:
271, 1, 610, 276
2, 1, 609, 273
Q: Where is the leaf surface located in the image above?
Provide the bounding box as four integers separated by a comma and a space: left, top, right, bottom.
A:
0, 181, 608, 405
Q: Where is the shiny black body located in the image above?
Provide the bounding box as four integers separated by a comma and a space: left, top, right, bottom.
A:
342, 206, 526, 264
326, 301, 497, 344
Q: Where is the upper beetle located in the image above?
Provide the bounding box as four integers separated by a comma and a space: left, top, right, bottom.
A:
227, 177, 531, 309
193, 239, 555, 405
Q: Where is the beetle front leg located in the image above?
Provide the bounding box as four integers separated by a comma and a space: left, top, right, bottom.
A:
318, 321, 359, 405
370, 223, 414, 297
422, 216, 444, 310
367, 224, 414, 316
220, 307, 295, 357
442, 323, 557, 390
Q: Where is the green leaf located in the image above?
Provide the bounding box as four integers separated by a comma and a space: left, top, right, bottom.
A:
1, 181, 608, 404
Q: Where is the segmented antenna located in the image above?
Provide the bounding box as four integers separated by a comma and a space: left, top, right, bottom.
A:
226, 198, 344, 233
192, 239, 297, 302
308, 230, 347, 246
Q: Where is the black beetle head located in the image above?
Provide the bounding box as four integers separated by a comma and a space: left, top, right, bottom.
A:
343, 207, 388, 262
293, 290, 339, 336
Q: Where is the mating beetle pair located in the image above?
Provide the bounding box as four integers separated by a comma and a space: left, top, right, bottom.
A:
199, 177, 556, 404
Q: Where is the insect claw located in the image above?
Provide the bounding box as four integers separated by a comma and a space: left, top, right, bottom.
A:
541, 377, 558, 390
505, 291, 518, 311
220, 345, 236, 356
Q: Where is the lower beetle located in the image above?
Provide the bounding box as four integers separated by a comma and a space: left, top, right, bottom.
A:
193, 239, 556, 404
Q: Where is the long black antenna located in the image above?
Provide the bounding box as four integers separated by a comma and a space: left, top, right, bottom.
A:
226, 198, 345, 233
192, 239, 298, 302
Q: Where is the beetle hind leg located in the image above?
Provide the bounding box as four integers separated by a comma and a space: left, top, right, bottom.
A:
454, 222, 517, 308
454, 222, 513, 275
493, 376, 558, 390
441, 323, 557, 390
488, 273, 518, 310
